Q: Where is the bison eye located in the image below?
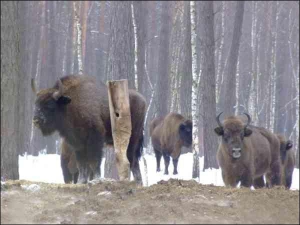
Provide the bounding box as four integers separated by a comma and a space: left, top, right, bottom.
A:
223, 134, 230, 142
46, 101, 56, 110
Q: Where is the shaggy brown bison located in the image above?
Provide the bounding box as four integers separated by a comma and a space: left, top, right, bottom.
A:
214, 112, 281, 188
31, 75, 146, 184
276, 134, 295, 189
150, 113, 192, 175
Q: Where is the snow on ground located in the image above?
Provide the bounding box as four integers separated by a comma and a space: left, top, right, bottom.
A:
19, 151, 299, 190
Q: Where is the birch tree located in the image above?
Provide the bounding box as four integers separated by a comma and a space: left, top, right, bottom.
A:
190, 1, 199, 179
73, 1, 83, 74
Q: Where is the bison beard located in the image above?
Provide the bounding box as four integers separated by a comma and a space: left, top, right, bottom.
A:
32, 75, 146, 184
214, 112, 282, 189
150, 113, 192, 175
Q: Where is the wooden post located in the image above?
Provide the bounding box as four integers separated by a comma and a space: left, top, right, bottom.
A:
107, 79, 132, 181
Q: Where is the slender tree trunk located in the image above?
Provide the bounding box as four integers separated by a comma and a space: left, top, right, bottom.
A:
179, 1, 192, 119
73, 1, 83, 74
190, 1, 200, 179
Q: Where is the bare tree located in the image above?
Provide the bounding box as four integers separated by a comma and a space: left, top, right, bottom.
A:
199, 1, 219, 170
156, 1, 171, 118
104, 2, 135, 179
190, 1, 200, 179
1, 1, 21, 180
219, 1, 245, 116
106, 1, 135, 89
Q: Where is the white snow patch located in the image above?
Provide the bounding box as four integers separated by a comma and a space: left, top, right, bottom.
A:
18, 150, 299, 190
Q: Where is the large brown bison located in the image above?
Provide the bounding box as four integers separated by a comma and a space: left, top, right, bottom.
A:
276, 134, 295, 189
214, 112, 281, 188
150, 113, 192, 175
31, 75, 146, 184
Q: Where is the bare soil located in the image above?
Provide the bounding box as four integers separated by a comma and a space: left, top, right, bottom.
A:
1, 179, 299, 224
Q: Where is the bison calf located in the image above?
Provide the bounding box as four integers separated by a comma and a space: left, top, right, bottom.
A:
150, 113, 192, 175
32, 75, 146, 184
214, 112, 281, 188
276, 134, 295, 189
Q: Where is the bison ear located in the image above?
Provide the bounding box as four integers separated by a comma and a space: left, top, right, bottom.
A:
214, 127, 224, 136
57, 95, 71, 105
286, 141, 293, 150
244, 128, 252, 137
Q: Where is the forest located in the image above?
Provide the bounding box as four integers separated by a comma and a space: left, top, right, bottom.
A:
1, 1, 299, 180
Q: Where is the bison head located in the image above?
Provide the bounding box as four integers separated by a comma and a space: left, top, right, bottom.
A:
179, 120, 193, 147
214, 112, 253, 159
280, 138, 293, 163
31, 78, 71, 136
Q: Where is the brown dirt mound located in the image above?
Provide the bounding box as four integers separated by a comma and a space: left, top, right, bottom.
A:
1, 179, 299, 224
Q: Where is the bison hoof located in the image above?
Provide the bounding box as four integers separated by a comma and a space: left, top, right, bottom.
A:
164, 172, 169, 175
173, 171, 178, 175
156, 168, 161, 172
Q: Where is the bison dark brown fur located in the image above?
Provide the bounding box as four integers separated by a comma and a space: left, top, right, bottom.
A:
32, 75, 146, 184
214, 112, 281, 188
60, 138, 78, 184
150, 113, 192, 175
276, 134, 295, 189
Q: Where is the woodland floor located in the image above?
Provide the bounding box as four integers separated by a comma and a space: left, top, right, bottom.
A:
1, 179, 299, 224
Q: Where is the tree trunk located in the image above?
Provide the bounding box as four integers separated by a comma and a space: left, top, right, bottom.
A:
156, 1, 171, 118
200, 1, 219, 170
73, 1, 83, 74
179, 1, 192, 119
1, 1, 20, 180
106, 2, 135, 89
190, 1, 200, 179
104, 2, 135, 178
219, 1, 245, 116
133, 1, 148, 96
274, 3, 289, 135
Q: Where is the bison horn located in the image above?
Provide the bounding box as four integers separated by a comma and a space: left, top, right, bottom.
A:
53, 79, 64, 100
243, 112, 251, 128
31, 78, 37, 94
216, 112, 223, 127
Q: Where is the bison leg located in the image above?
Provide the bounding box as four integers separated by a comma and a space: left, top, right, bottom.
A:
61, 156, 73, 184
172, 156, 180, 175
266, 159, 282, 188
222, 170, 239, 188
162, 152, 170, 175
75, 151, 90, 184
154, 149, 162, 172
131, 159, 143, 185
73, 172, 79, 184
253, 176, 265, 189
240, 172, 253, 188
285, 168, 294, 189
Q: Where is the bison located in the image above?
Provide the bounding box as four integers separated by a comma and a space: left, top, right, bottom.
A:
31, 75, 146, 184
276, 134, 295, 189
150, 113, 192, 175
214, 112, 281, 188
